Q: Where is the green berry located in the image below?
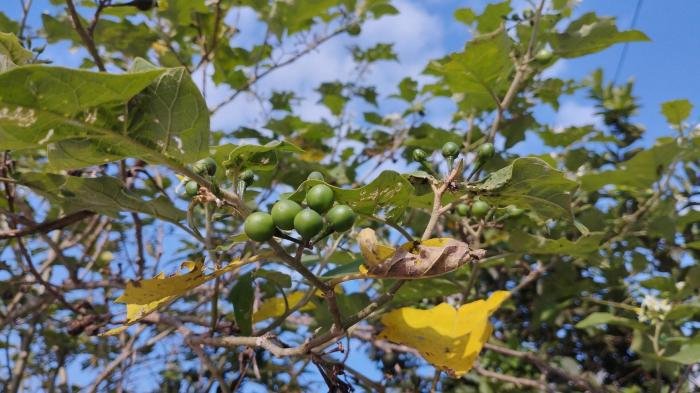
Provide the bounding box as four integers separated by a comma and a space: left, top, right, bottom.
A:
456, 203, 469, 217
271, 199, 303, 231
240, 169, 255, 186
294, 209, 324, 239
347, 23, 361, 36
412, 148, 428, 162
184, 180, 199, 197
506, 205, 525, 217
470, 200, 490, 219
307, 171, 325, 181
535, 49, 553, 63
326, 205, 356, 232
306, 184, 334, 213
477, 143, 495, 161
441, 142, 460, 158
244, 212, 275, 242
193, 157, 217, 176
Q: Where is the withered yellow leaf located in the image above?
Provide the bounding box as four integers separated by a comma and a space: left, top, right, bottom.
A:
378, 290, 510, 377
252, 291, 316, 323
102, 253, 271, 336
357, 228, 485, 279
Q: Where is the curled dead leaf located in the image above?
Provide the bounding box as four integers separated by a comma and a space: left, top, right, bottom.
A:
358, 228, 485, 279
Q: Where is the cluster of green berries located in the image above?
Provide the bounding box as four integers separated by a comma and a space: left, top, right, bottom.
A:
455, 201, 524, 219
184, 157, 219, 197
412, 141, 496, 166
243, 172, 357, 242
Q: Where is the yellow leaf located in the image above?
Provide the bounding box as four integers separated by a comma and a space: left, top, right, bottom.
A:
102, 253, 271, 336
357, 228, 485, 279
252, 291, 316, 323
378, 291, 510, 377
358, 228, 397, 267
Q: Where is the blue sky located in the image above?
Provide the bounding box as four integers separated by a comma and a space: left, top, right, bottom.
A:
2, 0, 699, 391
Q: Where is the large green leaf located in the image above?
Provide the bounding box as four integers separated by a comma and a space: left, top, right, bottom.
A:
0, 64, 163, 150
550, 13, 650, 58
125, 59, 210, 163
0, 62, 211, 170
0, 32, 32, 72
468, 157, 578, 220
289, 170, 415, 223
509, 231, 604, 257
16, 173, 185, 224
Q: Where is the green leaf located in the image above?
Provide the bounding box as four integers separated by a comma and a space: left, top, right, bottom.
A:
430, 31, 512, 111
41, 60, 210, 169
0, 12, 20, 34
394, 77, 418, 102
219, 140, 303, 172
0, 32, 32, 72
290, 171, 415, 223
125, 59, 210, 163
469, 157, 578, 221
16, 173, 185, 224
509, 231, 604, 257
539, 126, 594, 148
476, 1, 511, 33
575, 312, 645, 330
453, 8, 476, 25
579, 138, 697, 191
43, 14, 158, 58
661, 99, 693, 126
665, 343, 700, 365
685, 241, 700, 250
550, 13, 650, 58
255, 270, 292, 289
404, 124, 462, 152
229, 273, 255, 336
0, 65, 165, 150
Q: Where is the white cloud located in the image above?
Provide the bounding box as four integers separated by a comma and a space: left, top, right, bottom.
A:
555, 100, 602, 128
208, 0, 447, 131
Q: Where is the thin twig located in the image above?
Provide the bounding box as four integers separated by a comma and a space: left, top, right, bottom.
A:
65, 0, 106, 71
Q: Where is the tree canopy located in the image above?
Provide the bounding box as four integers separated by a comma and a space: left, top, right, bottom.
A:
0, 0, 698, 392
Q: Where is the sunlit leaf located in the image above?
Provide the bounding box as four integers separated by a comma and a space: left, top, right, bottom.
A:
102, 254, 271, 336
378, 291, 510, 376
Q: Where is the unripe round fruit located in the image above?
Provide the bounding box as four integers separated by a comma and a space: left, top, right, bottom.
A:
506, 205, 525, 217
441, 141, 460, 158
193, 157, 217, 176
184, 180, 199, 197
477, 143, 495, 161
456, 203, 469, 217
244, 212, 275, 242
412, 148, 428, 162
347, 23, 361, 36
294, 209, 324, 239
535, 49, 553, 62
470, 200, 490, 219
306, 184, 334, 213
326, 204, 356, 232
240, 169, 255, 186
307, 171, 325, 181
271, 199, 303, 230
